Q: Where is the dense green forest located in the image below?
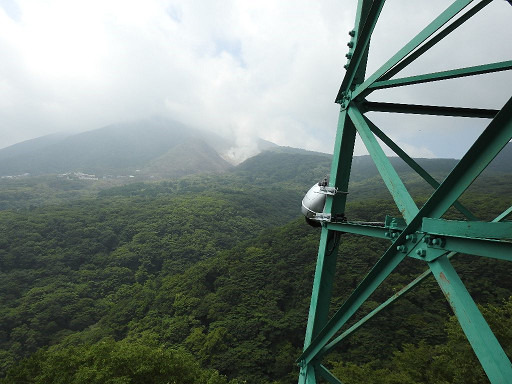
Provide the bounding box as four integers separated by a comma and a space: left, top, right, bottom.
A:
0, 150, 511, 383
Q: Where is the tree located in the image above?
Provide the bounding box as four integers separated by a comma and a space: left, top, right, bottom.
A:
1, 338, 238, 384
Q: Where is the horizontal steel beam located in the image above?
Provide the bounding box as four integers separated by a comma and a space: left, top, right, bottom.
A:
430, 236, 512, 262
423, 218, 512, 240
369, 60, 512, 90
326, 222, 388, 239
426, 209, 512, 262
363, 102, 498, 118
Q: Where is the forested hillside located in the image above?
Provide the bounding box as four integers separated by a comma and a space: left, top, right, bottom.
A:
0, 149, 510, 383
0, 119, 232, 178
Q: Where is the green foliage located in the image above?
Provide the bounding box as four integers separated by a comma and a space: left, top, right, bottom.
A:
0, 149, 510, 383
330, 297, 512, 384
1, 338, 238, 384
0, 176, 305, 378
0, 176, 101, 210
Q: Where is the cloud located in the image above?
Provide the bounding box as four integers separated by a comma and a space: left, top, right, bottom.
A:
0, 0, 510, 160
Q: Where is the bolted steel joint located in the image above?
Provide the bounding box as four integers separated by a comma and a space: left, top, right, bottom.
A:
339, 90, 352, 109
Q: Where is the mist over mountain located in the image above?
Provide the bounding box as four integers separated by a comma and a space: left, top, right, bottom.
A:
0, 118, 277, 178
142, 138, 232, 178
1, 117, 510, 183
0, 133, 72, 160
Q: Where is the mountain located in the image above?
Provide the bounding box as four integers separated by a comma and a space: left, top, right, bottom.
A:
4, 116, 508, 181
0, 118, 271, 178
0, 133, 71, 161
141, 138, 232, 178
239, 142, 512, 186
486, 141, 512, 173
231, 148, 460, 187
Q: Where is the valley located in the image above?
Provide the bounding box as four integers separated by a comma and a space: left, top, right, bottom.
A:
0, 132, 510, 383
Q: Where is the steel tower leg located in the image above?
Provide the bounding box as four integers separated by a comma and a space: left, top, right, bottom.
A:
298, 0, 512, 382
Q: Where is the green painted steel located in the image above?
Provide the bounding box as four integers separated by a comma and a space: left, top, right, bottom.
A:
338, 0, 385, 101
298, 239, 409, 364
381, 0, 493, 80
365, 118, 478, 220
369, 60, 512, 90
314, 210, 512, 362
421, 97, 512, 220
298, 0, 512, 382
299, 108, 358, 382
318, 365, 344, 384
303, 229, 339, 348
495, 205, 512, 222
422, 218, 512, 240
429, 255, 512, 382
363, 101, 498, 118
348, 105, 419, 223
298, 363, 317, 384
319, 266, 434, 357
431, 236, 512, 262
325, 222, 388, 239
351, 0, 474, 99
327, 111, 357, 215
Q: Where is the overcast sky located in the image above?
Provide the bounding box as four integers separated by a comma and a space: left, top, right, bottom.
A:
0, 0, 511, 159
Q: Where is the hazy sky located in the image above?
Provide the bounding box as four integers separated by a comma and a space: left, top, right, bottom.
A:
0, 0, 511, 159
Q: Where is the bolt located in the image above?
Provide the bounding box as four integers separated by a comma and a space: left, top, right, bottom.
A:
347, 42, 354, 48
343, 64, 349, 69
416, 249, 426, 257
397, 245, 407, 253
345, 53, 353, 59
406, 234, 417, 243
432, 238, 445, 247
392, 232, 399, 238
384, 232, 391, 238
349, 30, 356, 37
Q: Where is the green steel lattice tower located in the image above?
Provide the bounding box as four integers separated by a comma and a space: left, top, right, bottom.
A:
297, 0, 512, 383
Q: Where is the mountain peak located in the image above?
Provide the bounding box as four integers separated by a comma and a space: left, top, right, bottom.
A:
0, 118, 278, 178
